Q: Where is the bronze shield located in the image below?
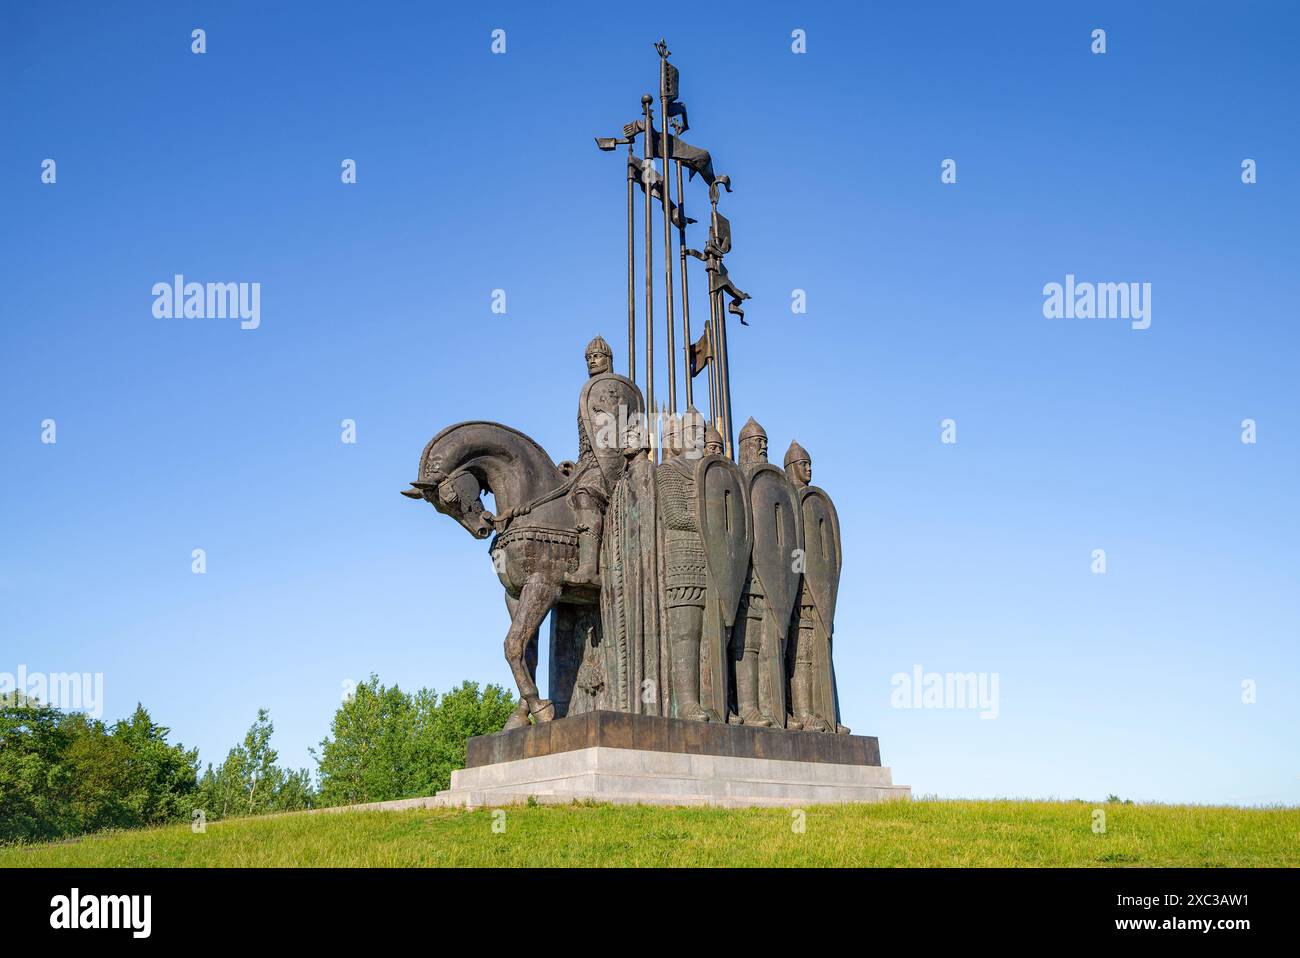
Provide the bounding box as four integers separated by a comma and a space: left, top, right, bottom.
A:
798, 486, 842, 634
579, 372, 646, 484
747, 464, 800, 640
695, 454, 751, 627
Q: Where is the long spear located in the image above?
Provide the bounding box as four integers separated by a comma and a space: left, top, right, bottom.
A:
686, 245, 720, 444
593, 133, 638, 380
716, 283, 734, 457
708, 186, 735, 457
672, 119, 693, 410
626, 139, 636, 382
656, 40, 677, 415
708, 275, 723, 447
640, 94, 655, 442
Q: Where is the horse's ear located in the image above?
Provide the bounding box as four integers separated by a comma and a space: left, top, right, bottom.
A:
400, 486, 424, 499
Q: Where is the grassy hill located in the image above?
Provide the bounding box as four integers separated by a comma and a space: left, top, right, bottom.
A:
2, 799, 1296, 867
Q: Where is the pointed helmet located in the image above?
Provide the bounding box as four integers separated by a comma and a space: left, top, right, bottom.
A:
738, 417, 767, 444
784, 439, 810, 469
584, 334, 613, 361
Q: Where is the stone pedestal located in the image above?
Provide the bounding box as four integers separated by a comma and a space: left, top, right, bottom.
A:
431, 711, 910, 809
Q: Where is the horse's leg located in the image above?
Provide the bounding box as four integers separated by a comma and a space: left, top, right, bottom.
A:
504, 574, 560, 723
502, 593, 531, 730
524, 618, 539, 693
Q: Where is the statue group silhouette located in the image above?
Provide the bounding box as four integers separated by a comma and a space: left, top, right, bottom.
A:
405, 335, 846, 734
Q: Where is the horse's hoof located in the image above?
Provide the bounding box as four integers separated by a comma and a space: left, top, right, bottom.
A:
502, 701, 530, 731
531, 700, 556, 723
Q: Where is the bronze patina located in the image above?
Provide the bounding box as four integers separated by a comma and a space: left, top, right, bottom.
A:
406, 42, 853, 735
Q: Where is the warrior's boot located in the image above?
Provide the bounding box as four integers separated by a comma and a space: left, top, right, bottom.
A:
566, 511, 602, 586
672, 635, 711, 722
735, 652, 771, 727
759, 638, 789, 728
790, 662, 828, 732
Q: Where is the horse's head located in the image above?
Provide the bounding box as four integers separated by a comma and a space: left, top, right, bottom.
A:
403, 468, 494, 540
404, 421, 565, 542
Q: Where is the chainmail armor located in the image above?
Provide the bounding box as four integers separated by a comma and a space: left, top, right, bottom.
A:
656, 459, 707, 608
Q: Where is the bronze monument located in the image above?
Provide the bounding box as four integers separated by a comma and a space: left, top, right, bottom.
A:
404, 41, 855, 738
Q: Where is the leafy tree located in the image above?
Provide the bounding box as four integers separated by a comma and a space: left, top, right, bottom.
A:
315, 677, 514, 805
2, 676, 506, 843
194, 709, 314, 820
313, 676, 419, 806
0, 696, 198, 843
0, 694, 74, 843
412, 680, 517, 795
106, 706, 199, 823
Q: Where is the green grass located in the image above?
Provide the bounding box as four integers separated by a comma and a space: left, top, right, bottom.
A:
2, 795, 1289, 868
3, 799, 1297, 867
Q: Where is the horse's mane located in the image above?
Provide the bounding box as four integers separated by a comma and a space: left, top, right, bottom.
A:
419, 422, 563, 500
424, 420, 557, 468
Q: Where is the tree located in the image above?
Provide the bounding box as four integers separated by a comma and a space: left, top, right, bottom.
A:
107, 705, 199, 824
314, 676, 515, 806
313, 676, 418, 806
413, 680, 517, 795
0, 696, 198, 843
194, 709, 315, 820
0, 694, 74, 843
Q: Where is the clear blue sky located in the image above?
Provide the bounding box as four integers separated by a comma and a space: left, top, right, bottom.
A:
3, 1, 1296, 804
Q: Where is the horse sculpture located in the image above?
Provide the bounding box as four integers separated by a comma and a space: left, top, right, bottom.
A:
401, 421, 593, 730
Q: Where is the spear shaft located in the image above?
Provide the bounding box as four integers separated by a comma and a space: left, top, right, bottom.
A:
717, 284, 734, 457
626, 140, 636, 382
640, 95, 655, 441
707, 275, 721, 440
674, 154, 693, 410
659, 58, 677, 414
708, 197, 736, 458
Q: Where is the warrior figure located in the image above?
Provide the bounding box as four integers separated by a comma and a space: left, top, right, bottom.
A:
656, 409, 716, 721
784, 440, 828, 731
568, 335, 619, 585
731, 417, 773, 725
784, 439, 850, 734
